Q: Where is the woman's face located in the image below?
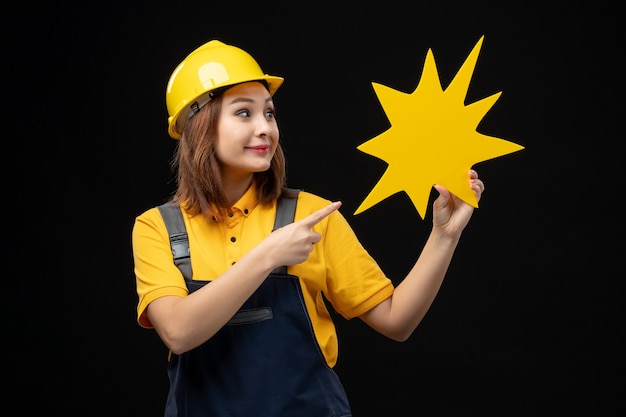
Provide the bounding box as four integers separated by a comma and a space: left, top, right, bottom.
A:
215, 82, 279, 180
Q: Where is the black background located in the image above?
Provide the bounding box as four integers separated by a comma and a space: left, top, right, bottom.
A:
9, 2, 623, 416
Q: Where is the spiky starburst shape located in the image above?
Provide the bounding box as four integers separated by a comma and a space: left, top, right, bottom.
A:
354, 35, 524, 218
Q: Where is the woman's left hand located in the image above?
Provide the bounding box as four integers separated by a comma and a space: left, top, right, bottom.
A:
432, 169, 485, 236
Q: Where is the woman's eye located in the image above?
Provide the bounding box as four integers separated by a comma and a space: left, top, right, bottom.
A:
237, 110, 250, 117
265, 109, 275, 118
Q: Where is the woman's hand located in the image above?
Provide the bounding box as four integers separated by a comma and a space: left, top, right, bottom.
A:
432, 169, 485, 237
261, 201, 342, 267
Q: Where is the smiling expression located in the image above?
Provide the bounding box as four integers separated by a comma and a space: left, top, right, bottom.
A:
215, 82, 279, 182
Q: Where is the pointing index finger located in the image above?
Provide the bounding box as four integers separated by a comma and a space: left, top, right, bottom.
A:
300, 201, 342, 228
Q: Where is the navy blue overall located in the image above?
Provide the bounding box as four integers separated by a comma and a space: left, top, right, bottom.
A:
157, 192, 352, 417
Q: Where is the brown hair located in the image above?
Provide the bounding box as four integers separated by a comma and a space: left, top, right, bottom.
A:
170, 87, 287, 221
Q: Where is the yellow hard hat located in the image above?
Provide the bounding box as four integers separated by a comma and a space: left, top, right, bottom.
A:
165, 40, 284, 139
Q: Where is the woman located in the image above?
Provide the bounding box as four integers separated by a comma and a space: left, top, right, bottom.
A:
132, 40, 485, 416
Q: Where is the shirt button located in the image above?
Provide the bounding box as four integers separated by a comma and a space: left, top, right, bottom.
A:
244, 208, 249, 214
230, 237, 236, 242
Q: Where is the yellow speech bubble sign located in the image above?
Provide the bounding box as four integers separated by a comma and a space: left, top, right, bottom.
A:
355, 35, 524, 219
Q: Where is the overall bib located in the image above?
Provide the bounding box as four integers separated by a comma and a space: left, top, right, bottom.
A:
165, 273, 352, 416
158, 194, 352, 417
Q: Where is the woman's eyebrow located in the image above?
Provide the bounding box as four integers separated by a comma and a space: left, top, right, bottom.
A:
227, 97, 274, 105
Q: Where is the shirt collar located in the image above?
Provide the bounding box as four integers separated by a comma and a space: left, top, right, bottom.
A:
232, 181, 258, 217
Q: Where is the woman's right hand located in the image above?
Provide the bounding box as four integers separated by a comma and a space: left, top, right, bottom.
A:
262, 201, 342, 267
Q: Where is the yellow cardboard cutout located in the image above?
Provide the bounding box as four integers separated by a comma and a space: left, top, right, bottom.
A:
355, 36, 524, 218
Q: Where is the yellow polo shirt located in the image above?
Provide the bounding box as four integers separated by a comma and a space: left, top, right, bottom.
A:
132, 184, 394, 367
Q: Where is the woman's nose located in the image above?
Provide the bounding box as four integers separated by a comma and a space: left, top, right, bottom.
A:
255, 115, 274, 136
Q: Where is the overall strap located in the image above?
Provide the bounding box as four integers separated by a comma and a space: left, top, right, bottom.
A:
272, 188, 300, 274
157, 202, 192, 280
158, 188, 301, 280
273, 188, 300, 231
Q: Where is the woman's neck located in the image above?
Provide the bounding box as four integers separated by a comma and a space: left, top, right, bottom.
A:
223, 175, 254, 206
